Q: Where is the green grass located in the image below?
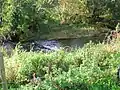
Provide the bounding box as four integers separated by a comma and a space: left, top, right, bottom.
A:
1, 40, 120, 90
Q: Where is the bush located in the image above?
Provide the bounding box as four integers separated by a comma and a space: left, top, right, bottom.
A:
1, 0, 57, 40
1, 0, 120, 40
4, 41, 120, 89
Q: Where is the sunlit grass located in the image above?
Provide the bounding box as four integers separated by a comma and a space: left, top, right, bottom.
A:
1, 40, 120, 90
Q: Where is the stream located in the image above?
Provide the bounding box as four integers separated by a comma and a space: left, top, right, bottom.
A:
0, 34, 106, 56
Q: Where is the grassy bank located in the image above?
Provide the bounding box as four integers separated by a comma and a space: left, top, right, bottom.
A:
1, 40, 120, 90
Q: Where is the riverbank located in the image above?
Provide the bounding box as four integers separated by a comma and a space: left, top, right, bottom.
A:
22, 25, 110, 42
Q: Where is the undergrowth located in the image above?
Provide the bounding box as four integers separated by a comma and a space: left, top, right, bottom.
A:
1, 40, 120, 90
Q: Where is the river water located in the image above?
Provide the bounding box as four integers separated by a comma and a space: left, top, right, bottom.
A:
58, 36, 104, 48
0, 34, 106, 55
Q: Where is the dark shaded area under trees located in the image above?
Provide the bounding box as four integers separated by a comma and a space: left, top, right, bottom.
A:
0, 0, 120, 42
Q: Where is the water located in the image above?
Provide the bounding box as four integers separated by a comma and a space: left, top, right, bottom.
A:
58, 36, 104, 48
0, 35, 105, 54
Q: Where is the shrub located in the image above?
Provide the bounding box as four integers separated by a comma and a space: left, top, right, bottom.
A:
4, 41, 120, 89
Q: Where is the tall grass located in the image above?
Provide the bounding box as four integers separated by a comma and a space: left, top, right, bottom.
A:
2, 40, 120, 90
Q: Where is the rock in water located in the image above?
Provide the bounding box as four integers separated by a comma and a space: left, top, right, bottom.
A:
40, 40, 60, 50
31, 40, 60, 52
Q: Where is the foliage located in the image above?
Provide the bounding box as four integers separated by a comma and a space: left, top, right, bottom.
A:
4, 41, 120, 89
1, 0, 120, 40
0, 0, 58, 40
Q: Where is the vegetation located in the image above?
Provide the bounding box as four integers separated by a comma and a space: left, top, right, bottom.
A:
1, 0, 120, 41
1, 0, 120, 90
0, 40, 119, 90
